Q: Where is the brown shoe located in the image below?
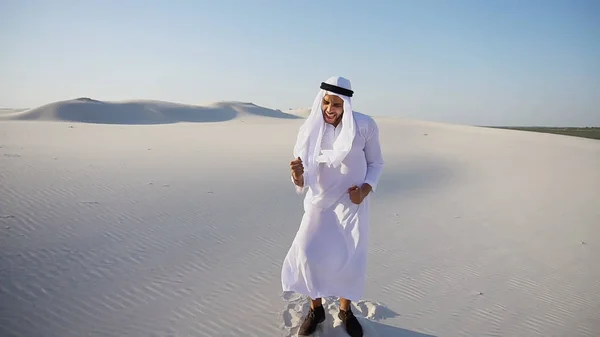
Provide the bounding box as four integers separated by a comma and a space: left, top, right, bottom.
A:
338, 308, 363, 337
298, 305, 325, 336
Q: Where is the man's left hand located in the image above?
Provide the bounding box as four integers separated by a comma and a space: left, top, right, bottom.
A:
348, 184, 372, 204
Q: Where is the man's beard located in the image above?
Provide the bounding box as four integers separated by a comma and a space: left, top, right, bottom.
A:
323, 110, 343, 125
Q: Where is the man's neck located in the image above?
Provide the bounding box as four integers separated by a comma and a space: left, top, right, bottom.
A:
328, 119, 342, 128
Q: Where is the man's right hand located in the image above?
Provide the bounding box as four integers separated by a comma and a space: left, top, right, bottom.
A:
290, 157, 304, 185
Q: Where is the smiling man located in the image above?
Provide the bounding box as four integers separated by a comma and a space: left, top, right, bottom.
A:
282, 76, 384, 337
322, 93, 344, 125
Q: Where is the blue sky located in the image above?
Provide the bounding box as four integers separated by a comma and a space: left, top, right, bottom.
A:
1, 0, 599, 126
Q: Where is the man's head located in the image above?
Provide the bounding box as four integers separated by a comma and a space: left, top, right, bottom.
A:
322, 94, 344, 126
293, 75, 356, 171
319, 76, 353, 127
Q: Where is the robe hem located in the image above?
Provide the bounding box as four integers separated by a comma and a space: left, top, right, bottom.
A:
282, 287, 364, 303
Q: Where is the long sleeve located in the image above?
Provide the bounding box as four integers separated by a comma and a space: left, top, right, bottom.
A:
363, 118, 384, 192
291, 174, 307, 195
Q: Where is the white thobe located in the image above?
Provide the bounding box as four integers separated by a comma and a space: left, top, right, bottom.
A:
281, 112, 384, 302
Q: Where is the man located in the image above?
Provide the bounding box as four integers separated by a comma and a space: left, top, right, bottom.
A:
282, 76, 384, 337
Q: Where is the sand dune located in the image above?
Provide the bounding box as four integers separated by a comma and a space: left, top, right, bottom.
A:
0, 108, 28, 114
0, 98, 301, 124
287, 108, 312, 117
0, 112, 599, 337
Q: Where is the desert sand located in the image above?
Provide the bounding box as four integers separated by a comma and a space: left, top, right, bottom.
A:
1, 99, 599, 337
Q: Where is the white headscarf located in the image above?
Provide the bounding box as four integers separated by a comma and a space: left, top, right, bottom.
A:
293, 76, 356, 193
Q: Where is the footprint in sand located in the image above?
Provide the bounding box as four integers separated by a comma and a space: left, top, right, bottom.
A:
356, 301, 402, 321
281, 293, 398, 337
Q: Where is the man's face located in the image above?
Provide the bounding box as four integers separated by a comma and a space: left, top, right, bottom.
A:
321, 94, 344, 126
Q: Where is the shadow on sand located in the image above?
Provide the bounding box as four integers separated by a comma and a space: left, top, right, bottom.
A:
372, 155, 460, 199
4, 98, 302, 125
366, 321, 437, 337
